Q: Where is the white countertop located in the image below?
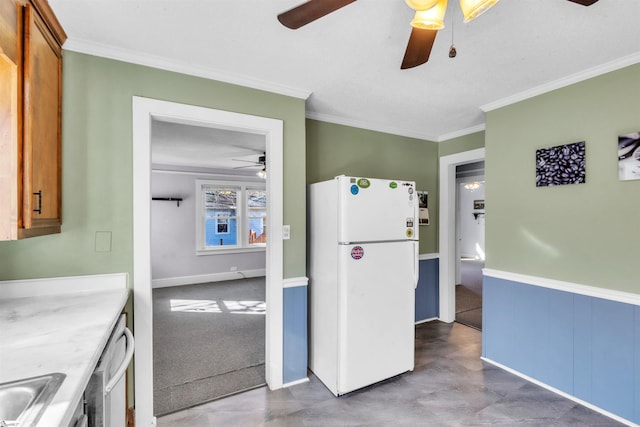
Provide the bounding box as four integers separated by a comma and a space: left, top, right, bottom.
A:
0, 274, 129, 427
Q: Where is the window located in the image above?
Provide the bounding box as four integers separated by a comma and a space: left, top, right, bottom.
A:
196, 180, 266, 254
247, 189, 267, 245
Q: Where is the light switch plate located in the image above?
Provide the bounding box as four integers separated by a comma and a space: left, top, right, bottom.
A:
282, 225, 290, 240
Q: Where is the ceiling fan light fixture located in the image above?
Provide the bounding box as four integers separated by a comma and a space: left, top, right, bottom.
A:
405, 0, 439, 11
460, 0, 500, 23
411, 0, 447, 30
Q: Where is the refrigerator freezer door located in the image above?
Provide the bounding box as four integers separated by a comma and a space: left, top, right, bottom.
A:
337, 176, 418, 243
337, 241, 415, 395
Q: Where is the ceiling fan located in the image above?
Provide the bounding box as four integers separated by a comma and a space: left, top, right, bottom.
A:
232, 153, 267, 178
278, 0, 600, 70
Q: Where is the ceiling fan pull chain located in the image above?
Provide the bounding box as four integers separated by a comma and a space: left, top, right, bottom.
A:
449, 3, 457, 58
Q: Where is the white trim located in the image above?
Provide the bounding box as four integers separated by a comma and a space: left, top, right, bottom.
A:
305, 111, 439, 142
151, 269, 266, 289
415, 317, 438, 325
437, 124, 486, 143
439, 148, 486, 323
481, 357, 638, 427
196, 247, 266, 256
63, 40, 640, 145
63, 39, 311, 101
133, 97, 284, 427
418, 253, 439, 261
481, 52, 640, 113
483, 268, 640, 307
0, 273, 128, 298
283, 276, 309, 289
282, 377, 310, 388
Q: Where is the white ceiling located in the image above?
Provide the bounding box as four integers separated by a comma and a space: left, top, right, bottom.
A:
151, 120, 265, 173
51, 0, 640, 144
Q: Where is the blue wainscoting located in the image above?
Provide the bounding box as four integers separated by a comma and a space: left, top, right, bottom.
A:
283, 285, 308, 384
635, 307, 640, 423
415, 257, 439, 322
483, 276, 639, 424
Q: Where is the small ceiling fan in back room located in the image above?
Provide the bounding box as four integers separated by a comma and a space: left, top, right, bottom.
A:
277, 0, 600, 69
232, 153, 267, 179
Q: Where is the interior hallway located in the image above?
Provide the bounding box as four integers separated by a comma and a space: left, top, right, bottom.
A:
157, 321, 621, 426
455, 259, 484, 330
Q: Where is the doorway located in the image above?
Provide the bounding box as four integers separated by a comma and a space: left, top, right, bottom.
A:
132, 97, 284, 427
149, 120, 268, 414
438, 148, 485, 323
454, 162, 485, 330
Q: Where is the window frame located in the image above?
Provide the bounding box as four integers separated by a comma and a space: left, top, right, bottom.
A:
196, 179, 266, 255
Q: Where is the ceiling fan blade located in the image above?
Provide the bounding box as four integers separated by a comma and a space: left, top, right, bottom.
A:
566, 0, 599, 5
278, 0, 357, 29
233, 164, 261, 169
232, 159, 260, 164
401, 27, 438, 70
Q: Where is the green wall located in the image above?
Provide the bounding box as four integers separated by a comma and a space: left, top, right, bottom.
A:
306, 119, 439, 254
439, 131, 485, 157
0, 51, 307, 281
485, 63, 640, 293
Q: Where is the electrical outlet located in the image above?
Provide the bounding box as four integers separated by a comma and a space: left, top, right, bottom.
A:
230, 266, 237, 272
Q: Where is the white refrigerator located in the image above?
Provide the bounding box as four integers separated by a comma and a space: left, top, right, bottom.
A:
308, 175, 419, 396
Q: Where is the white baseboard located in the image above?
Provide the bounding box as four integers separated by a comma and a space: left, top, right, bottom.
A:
152, 269, 266, 288
481, 357, 638, 427
282, 377, 309, 388
415, 317, 438, 325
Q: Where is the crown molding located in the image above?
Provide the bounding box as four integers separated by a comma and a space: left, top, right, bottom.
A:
62, 38, 312, 100
481, 52, 640, 112
437, 123, 486, 142
305, 111, 439, 142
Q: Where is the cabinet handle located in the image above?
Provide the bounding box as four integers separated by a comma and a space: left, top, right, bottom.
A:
33, 191, 42, 214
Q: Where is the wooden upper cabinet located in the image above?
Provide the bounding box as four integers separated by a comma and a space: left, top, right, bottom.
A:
0, 0, 66, 240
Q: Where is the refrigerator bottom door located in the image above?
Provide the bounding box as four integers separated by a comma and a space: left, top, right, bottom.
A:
337, 241, 415, 395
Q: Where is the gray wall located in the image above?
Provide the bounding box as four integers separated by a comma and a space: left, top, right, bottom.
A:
151, 171, 266, 283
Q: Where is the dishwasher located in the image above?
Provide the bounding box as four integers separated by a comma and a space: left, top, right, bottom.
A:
85, 315, 134, 427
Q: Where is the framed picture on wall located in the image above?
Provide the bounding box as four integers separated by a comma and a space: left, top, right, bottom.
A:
536, 141, 586, 187
618, 131, 640, 181
417, 191, 429, 225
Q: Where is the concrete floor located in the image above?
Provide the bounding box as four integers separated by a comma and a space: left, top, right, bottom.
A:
157, 321, 622, 426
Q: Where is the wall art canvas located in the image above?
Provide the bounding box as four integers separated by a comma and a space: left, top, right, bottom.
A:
536, 141, 586, 187
618, 131, 640, 181
417, 191, 429, 225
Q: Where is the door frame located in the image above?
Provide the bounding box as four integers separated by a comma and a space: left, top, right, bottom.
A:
438, 148, 485, 322
132, 97, 284, 426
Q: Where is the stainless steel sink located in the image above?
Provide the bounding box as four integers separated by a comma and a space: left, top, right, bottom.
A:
0, 373, 65, 427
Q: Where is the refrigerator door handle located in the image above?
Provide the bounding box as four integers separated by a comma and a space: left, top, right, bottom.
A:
413, 242, 419, 289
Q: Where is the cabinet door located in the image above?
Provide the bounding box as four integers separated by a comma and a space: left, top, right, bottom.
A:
0, 1, 22, 240
22, 2, 62, 236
